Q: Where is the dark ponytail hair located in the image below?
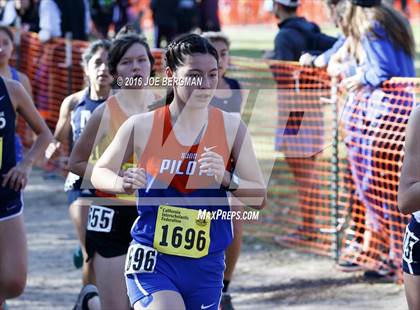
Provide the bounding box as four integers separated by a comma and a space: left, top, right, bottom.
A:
108, 34, 155, 77
165, 33, 219, 72
164, 34, 218, 105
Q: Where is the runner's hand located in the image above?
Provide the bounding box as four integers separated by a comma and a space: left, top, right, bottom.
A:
45, 140, 60, 160
122, 167, 146, 194
2, 162, 32, 191
198, 150, 227, 184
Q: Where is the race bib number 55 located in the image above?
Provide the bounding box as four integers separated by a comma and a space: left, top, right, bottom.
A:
87, 205, 114, 233
153, 205, 211, 258
125, 243, 157, 275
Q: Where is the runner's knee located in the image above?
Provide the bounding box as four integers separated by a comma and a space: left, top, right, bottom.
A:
0, 272, 26, 298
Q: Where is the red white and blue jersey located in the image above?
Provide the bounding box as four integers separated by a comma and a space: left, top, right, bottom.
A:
131, 105, 234, 256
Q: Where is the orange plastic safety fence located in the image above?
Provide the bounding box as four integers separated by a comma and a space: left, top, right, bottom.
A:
227, 57, 418, 282
335, 79, 417, 280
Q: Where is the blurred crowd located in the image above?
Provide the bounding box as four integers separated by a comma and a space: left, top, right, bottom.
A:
0, 0, 221, 46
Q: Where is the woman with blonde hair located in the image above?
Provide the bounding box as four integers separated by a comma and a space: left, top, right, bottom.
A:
336, 0, 415, 280
340, 0, 414, 90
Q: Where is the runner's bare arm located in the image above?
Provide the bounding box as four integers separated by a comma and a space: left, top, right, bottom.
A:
2, 80, 52, 191
11, 80, 52, 163
69, 105, 106, 178
45, 95, 76, 159
398, 106, 420, 214
230, 120, 266, 209
91, 116, 139, 194
54, 96, 76, 142
18, 72, 33, 99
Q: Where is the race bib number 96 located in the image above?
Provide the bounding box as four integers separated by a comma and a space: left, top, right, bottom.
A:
87, 205, 114, 233
153, 205, 211, 258
125, 243, 157, 275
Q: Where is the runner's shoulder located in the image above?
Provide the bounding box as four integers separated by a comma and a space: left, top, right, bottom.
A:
129, 110, 155, 131
62, 90, 86, 111
3, 78, 28, 108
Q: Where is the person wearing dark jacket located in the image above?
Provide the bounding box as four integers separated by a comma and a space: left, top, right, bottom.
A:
38, 0, 90, 42
266, 0, 336, 248
151, 0, 179, 48
264, 0, 337, 61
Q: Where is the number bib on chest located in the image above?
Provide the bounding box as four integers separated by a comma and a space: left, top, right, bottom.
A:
125, 243, 157, 275
153, 205, 211, 258
87, 205, 114, 233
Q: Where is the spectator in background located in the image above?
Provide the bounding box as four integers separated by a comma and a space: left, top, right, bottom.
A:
90, 0, 114, 38
15, 0, 40, 32
265, 0, 336, 244
177, 0, 199, 34
0, 0, 40, 32
264, 0, 337, 60
299, 0, 346, 68
38, 0, 91, 42
150, 0, 179, 48
199, 0, 220, 31
113, 0, 130, 34
332, 0, 415, 279
126, 3, 145, 35
0, 0, 16, 26
90, 0, 134, 39
339, 0, 414, 91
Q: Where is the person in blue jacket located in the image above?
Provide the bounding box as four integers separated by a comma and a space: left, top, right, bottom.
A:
264, 0, 337, 61
299, 0, 347, 67
340, 0, 415, 91
337, 0, 415, 279
265, 0, 337, 248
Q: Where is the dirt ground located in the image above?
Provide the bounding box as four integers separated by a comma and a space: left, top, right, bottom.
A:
6, 169, 407, 310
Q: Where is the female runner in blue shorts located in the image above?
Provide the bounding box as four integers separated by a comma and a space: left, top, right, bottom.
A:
91, 33, 266, 310
0, 67, 52, 307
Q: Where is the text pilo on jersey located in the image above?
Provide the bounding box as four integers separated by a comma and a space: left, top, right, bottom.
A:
159, 152, 215, 177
